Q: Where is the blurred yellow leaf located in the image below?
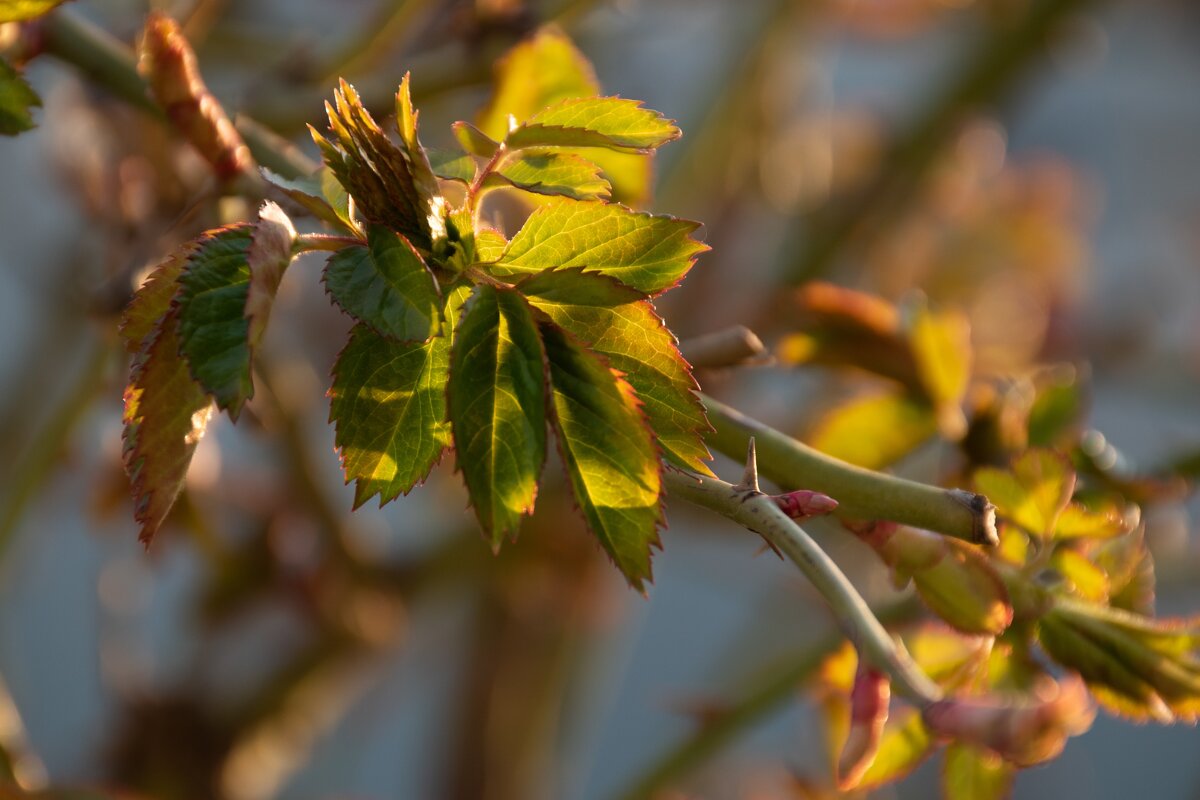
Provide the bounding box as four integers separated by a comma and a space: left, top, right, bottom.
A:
807, 390, 936, 469
974, 449, 1075, 540
906, 301, 971, 439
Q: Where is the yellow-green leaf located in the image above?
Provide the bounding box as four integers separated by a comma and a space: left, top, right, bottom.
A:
519, 269, 710, 473
542, 319, 662, 590
943, 744, 1013, 800
1052, 548, 1110, 601
0, 0, 67, 23
857, 708, 935, 791
506, 96, 680, 152
906, 302, 971, 439
263, 166, 357, 234
807, 390, 937, 469
491, 199, 707, 294
0, 56, 40, 135
448, 286, 547, 544
974, 449, 1075, 540
120, 245, 193, 353
494, 149, 610, 200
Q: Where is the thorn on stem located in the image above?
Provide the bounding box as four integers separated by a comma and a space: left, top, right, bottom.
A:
738, 437, 760, 493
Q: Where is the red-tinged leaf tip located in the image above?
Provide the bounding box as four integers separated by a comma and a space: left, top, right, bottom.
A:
837, 663, 891, 790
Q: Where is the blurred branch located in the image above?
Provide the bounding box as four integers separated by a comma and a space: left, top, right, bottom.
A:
40, 8, 316, 179
310, 0, 437, 84
781, 0, 1102, 284
702, 395, 997, 545
679, 325, 767, 370
0, 334, 115, 562
663, 461, 940, 704
613, 599, 918, 800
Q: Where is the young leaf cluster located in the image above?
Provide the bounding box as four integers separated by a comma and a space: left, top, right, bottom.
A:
121, 56, 710, 589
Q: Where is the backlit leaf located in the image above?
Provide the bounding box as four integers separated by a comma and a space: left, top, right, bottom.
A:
906, 302, 971, 439
312, 80, 434, 247
1051, 548, 1109, 601
974, 449, 1075, 540
263, 166, 357, 234
244, 201, 297, 360
0, 0, 67, 22
448, 286, 547, 543
494, 149, 610, 200
541, 320, 662, 590
324, 226, 442, 341
427, 148, 476, 183
943, 744, 1013, 800
807, 390, 936, 470
452, 121, 498, 157
491, 199, 707, 294
519, 269, 710, 473
1053, 499, 1126, 540
120, 245, 192, 353
175, 224, 256, 418
0, 56, 39, 135
856, 708, 935, 791
506, 97, 680, 152
394, 72, 441, 206
328, 286, 468, 507
122, 310, 213, 544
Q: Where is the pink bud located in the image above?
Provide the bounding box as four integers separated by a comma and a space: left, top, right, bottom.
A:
837, 662, 890, 789
774, 489, 839, 519
922, 676, 1095, 766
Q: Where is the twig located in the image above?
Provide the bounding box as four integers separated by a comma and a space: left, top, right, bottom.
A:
702, 394, 997, 546
678, 325, 767, 369
663, 458, 942, 706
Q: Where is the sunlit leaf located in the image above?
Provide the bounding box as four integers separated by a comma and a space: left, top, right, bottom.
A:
493, 149, 610, 200
324, 226, 442, 342
856, 708, 935, 791
244, 201, 297, 360
943, 744, 1013, 800
477, 27, 652, 205
910, 537, 1013, 636
519, 269, 711, 473
122, 310, 213, 544
448, 286, 547, 544
312, 79, 434, 247
452, 120, 498, 157
1027, 364, 1085, 447
541, 319, 662, 590
491, 199, 707, 294
506, 96, 680, 152
1051, 548, 1109, 602
120, 246, 192, 353
807, 390, 936, 470
906, 625, 992, 687
475, 228, 507, 262
328, 286, 469, 508
394, 72, 441, 205
263, 167, 357, 234
1053, 499, 1126, 540
175, 224, 256, 418
0, 0, 67, 22
974, 449, 1075, 540
0, 56, 40, 135
905, 302, 971, 439
427, 148, 476, 183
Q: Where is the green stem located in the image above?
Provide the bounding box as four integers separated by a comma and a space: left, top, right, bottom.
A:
663, 468, 941, 705
702, 394, 997, 545
613, 599, 918, 800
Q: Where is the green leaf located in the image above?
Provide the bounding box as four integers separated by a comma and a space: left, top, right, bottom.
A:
262, 166, 357, 234
475, 228, 507, 262
324, 226, 442, 342
491, 199, 707, 294
448, 286, 547, 543
506, 96, 680, 152
857, 708, 935, 791
394, 72, 441, 204
905, 301, 971, 439
519, 269, 710, 473
807, 390, 937, 470
541, 320, 662, 590
493, 149, 610, 200
427, 148, 476, 183
328, 286, 469, 507
477, 28, 652, 205
1051, 548, 1109, 601
122, 309, 213, 544
0, 56, 40, 135
974, 449, 1075, 540
477, 26, 600, 140
452, 120, 498, 157
0, 0, 67, 23
244, 201, 297, 359
175, 224, 256, 418
943, 744, 1013, 800
311, 79, 435, 247
120, 245, 192, 353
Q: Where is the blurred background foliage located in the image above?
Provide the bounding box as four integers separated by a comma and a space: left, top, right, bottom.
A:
1, 0, 1200, 798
